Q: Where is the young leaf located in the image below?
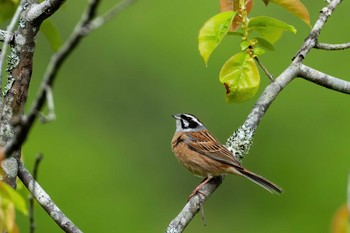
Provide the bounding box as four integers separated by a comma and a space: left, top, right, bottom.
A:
41, 19, 63, 51
0, 182, 28, 216
248, 16, 296, 44
220, 0, 254, 31
269, 0, 310, 26
198, 11, 236, 65
254, 37, 275, 51
219, 52, 260, 103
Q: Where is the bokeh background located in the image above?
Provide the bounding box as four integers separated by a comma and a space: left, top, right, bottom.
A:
5, 0, 350, 232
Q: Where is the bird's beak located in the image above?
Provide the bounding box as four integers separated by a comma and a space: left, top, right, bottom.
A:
172, 114, 180, 119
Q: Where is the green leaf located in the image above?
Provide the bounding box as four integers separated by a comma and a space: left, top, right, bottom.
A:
254, 37, 275, 51
0, 182, 28, 216
219, 52, 260, 103
269, 0, 310, 26
41, 19, 63, 51
248, 16, 296, 44
240, 41, 249, 51
253, 47, 265, 56
198, 11, 237, 65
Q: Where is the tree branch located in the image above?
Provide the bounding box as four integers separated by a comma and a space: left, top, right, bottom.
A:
18, 160, 83, 233
315, 42, 350, 50
29, 153, 43, 233
85, 0, 136, 33
293, 0, 342, 63
298, 64, 350, 94
27, 0, 66, 25
3, 0, 133, 158
166, 176, 223, 233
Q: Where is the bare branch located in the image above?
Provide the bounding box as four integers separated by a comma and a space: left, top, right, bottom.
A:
166, 176, 223, 233
39, 86, 56, 123
299, 64, 350, 94
226, 64, 298, 158
86, 0, 136, 33
27, 0, 66, 24
29, 153, 43, 233
18, 160, 83, 233
254, 56, 274, 82
293, 0, 342, 63
315, 42, 350, 50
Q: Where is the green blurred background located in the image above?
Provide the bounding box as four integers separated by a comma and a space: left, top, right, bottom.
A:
5, 0, 350, 232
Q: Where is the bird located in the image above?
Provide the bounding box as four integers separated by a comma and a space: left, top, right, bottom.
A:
171, 113, 283, 198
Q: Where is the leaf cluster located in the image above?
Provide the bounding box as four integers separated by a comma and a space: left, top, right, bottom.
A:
198, 0, 309, 103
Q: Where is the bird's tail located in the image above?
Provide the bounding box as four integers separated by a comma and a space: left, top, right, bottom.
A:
239, 169, 283, 194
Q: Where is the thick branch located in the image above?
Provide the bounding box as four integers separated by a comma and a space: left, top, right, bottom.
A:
226, 64, 298, 158
298, 64, 350, 94
27, 0, 66, 25
18, 160, 82, 233
314, 42, 350, 50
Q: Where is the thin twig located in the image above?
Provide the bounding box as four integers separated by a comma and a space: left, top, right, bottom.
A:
18, 160, 82, 233
0, 4, 22, 107
29, 153, 43, 233
254, 56, 274, 82
86, 0, 136, 33
39, 86, 56, 123
315, 42, 350, 50
298, 64, 350, 94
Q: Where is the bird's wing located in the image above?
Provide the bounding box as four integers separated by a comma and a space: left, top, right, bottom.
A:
184, 131, 243, 169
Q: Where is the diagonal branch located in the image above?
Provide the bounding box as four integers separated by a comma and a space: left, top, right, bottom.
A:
166, 176, 223, 233
293, 0, 343, 63
27, 0, 66, 24
298, 64, 350, 94
18, 160, 82, 233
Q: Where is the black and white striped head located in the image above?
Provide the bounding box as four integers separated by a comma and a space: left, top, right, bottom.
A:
172, 113, 206, 132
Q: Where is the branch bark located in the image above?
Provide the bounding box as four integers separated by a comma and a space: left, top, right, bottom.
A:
315, 42, 350, 50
